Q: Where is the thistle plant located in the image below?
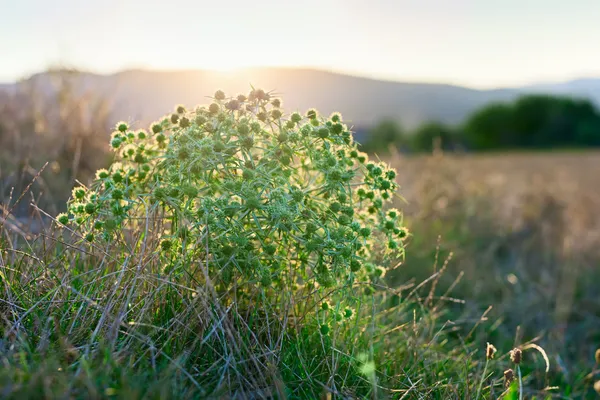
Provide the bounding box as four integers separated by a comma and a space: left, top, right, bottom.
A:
58, 88, 406, 325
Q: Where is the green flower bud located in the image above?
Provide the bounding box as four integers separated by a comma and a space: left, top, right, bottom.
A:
116, 122, 128, 132
151, 123, 162, 133
359, 227, 371, 238
277, 132, 288, 143
317, 127, 330, 139
84, 203, 96, 214
111, 137, 122, 149
57, 213, 69, 225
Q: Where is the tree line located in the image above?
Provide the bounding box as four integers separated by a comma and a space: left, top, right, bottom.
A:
360, 94, 600, 153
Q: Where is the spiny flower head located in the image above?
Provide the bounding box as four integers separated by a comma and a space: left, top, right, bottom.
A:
72, 187, 86, 200
214, 90, 226, 101
56, 213, 69, 226
116, 121, 129, 132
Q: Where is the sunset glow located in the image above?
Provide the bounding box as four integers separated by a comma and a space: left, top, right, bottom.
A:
2, 0, 600, 87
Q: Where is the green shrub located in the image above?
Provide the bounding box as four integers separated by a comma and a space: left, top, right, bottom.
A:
52, 91, 407, 391
62, 90, 405, 293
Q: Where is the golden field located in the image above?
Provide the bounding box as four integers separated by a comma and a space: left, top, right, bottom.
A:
390, 150, 600, 383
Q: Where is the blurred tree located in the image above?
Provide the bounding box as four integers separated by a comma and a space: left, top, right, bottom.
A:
411, 121, 460, 152
359, 119, 407, 154
463, 95, 600, 150
463, 103, 515, 150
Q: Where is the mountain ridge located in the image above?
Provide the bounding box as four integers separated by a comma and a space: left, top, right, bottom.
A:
2, 67, 600, 129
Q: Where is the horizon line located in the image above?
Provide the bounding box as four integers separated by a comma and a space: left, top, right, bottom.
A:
2, 65, 600, 91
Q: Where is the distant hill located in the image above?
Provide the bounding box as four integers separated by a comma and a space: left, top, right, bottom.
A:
2, 68, 600, 130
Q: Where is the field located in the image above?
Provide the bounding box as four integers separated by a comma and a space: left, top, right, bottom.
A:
391, 150, 600, 394
1, 97, 600, 399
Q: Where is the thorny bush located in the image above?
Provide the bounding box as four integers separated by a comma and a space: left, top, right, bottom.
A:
58, 88, 407, 325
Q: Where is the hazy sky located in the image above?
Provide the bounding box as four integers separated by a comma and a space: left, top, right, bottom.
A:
2, 0, 600, 88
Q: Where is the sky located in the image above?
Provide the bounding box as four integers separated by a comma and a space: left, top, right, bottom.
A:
2, 0, 600, 88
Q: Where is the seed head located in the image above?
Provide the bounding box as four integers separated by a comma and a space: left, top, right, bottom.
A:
595, 348, 600, 364
179, 117, 190, 128
504, 369, 515, 388
257, 112, 267, 122
176, 104, 186, 114
510, 348, 522, 364
330, 112, 342, 122
214, 90, 226, 101
170, 114, 179, 124
271, 98, 281, 108
256, 89, 268, 101
290, 112, 302, 123
306, 109, 317, 119
236, 94, 247, 102
225, 99, 240, 111
486, 343, 497, 360
209, 103, 220, 114
271, 109, 282, 119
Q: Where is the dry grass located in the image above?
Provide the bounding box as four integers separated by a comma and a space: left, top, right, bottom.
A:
388, 150, 600, 390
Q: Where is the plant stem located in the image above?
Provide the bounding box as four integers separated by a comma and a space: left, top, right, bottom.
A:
517, 365, 523, 400
475, 359, 489, 400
